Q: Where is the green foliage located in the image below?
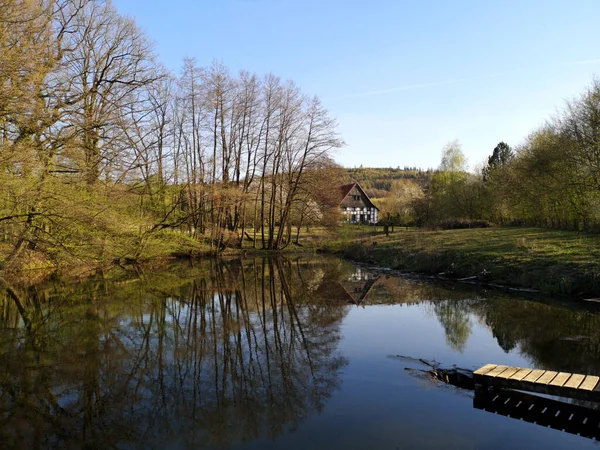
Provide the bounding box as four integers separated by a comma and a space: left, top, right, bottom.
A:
0, 1, 343, 270
483, 141, 513, 181
344, 167, 432, 197
407, 78, 600, 231
438, 140, 467, 172
477, 78, 600, 230
411, 141, 486, 226
378, 179, 423, 227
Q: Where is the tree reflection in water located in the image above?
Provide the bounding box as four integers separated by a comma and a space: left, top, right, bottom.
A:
432, 300, 473, 352
0, 257, 349, 449
374, 275, 600, 374
2, 258, 600, 448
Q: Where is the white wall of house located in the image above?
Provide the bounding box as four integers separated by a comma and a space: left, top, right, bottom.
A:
341, 206, 378, 224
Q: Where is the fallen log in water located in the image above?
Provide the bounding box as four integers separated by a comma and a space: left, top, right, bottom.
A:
390, 355, 475, 390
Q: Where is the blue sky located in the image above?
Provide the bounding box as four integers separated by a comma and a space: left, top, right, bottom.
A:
112, 0, 600, 170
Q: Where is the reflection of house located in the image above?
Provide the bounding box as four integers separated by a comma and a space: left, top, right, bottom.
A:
340, 269, 380, 305
344, 267, 378, 283
316, 267, 380, 305
339, 182, 379, 224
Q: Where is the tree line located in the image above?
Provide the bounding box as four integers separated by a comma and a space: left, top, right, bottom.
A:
0, 0, 343, 268
345, 167, 431, 199
379, 77, 600, 231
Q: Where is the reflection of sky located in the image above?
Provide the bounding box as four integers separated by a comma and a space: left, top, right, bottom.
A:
339, 305, 528, 370
240, 302, 596, 450
3, 258, 598, 449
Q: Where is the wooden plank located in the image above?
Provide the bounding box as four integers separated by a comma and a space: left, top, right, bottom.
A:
481, 376, 600, 403
473, 364, 497, 376
564, 373, 585, 389
549, 372, 572, 387
477, 365, 600, 401
510, 368, 532, 381
486, 365, 509, 377
536, 371, 558, 385
523, 369, 545, 383
579, 375, 599, 391
497, 367, 520, 379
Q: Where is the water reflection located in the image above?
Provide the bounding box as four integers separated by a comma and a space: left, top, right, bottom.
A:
2, 258, 600, 448
0, 258, 349, 449
473, 388, 600, 441
361, 275, 600, 374
432, 300, 473, 352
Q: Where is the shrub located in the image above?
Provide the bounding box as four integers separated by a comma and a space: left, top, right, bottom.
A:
436, 219, 493, 230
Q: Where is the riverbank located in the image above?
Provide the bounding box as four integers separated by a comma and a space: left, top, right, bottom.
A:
0, 228, 331, 286
323, 227, 600, 296
3, 225, 600, 297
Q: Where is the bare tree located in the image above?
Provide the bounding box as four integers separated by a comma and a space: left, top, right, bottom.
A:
56, 0, 158, 185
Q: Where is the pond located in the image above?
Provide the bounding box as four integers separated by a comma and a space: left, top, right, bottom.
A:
1, 256, 600, 449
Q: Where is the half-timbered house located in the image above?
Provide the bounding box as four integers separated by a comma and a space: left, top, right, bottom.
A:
339, 182, 379, 224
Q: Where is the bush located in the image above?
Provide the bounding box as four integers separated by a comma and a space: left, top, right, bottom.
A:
505, 219, 526, 227
436, 219, 493, 230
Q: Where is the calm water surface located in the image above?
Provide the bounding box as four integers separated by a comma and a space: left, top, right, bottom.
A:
1, 256, 600, 449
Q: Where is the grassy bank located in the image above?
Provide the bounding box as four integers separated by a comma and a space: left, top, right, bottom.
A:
0, 226, 329, 284
324, 227, 600, 296
5, 224, 600, 297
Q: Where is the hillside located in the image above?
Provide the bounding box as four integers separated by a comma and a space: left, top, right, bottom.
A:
344, 167, 432, 199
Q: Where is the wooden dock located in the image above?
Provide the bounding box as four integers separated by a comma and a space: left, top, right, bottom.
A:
473, 364, 600, 403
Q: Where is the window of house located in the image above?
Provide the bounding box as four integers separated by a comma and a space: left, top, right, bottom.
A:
353, 195, 360, 201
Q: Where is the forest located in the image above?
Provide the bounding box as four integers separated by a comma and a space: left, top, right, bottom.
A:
375, 77, 600, 231
0, 0, 344, 270
345, 167, 432, 199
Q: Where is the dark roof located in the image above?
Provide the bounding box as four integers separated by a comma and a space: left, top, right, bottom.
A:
314, 277, 381, 306
339, 182, 379, 211
339, 183, 355, 200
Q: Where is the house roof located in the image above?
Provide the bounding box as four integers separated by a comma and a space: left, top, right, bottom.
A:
339, 183, 356, 200
314, 276, 381, 306
339, 182, 379, 211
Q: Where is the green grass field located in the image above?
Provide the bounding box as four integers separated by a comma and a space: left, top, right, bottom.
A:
324, 226, 600, 296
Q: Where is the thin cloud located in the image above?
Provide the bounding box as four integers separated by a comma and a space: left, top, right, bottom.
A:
337, 70, 517, 100
338, 78, 472, 100
335, 58, 600, 101
562, 58, 600, 66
